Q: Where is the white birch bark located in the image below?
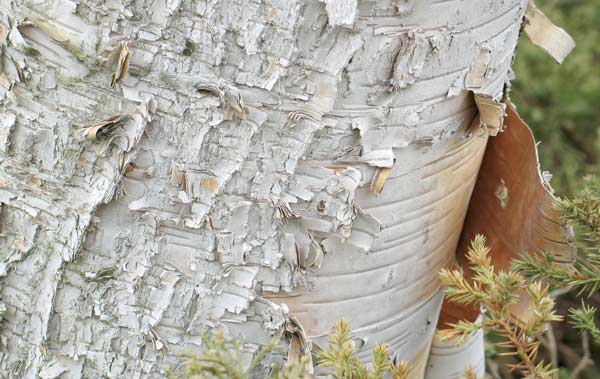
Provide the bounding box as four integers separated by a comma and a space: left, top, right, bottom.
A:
0, 0, 528, 378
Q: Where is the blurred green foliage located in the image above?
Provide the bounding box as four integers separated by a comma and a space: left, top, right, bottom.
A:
512, 0, 600, 195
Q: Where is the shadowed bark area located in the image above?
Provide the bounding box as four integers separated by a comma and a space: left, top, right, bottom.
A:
0, 0, 533, 378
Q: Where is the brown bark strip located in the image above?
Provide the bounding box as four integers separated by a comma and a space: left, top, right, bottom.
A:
439, 102, 576, 327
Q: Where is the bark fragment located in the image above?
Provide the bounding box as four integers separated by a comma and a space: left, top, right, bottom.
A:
194, 77, 246, 120
523, 0, 575, 64
320, 0, 357, 28
0, 15, 28, 100
0, 111, 15, 152
109, 41, 132, 88
370, 166, 392, 194
83, 114, 133, 141
285, 313, 314, 378
391, 30, 444, 90
465, 49, 491, 89
474, 94, 507, 136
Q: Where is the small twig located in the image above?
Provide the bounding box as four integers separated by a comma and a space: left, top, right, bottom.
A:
570, 332, 593, 379
485, 357, 503, 379
545, 324, 559, 372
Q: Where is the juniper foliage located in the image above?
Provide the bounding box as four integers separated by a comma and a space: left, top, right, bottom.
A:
513, 177, 600, 344
440, 235, 562, 379
316, 319, 408, 379
168, 320, 408, 379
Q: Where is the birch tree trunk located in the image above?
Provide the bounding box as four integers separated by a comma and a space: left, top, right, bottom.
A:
0, 0, 533, 378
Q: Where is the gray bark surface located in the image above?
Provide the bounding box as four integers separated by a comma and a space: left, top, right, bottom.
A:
0, 0, 527, 378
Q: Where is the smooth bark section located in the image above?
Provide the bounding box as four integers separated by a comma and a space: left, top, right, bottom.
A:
268, 116, 489, 378
425, 322, 485, 379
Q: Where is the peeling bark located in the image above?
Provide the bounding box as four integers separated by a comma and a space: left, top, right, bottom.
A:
0, 1, 536, 378
435, 103, 576, 377
440, 102, 576, 321
523, 0, 575, 64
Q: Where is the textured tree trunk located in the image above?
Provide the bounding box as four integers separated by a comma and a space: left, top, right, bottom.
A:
0, 0, 534, 378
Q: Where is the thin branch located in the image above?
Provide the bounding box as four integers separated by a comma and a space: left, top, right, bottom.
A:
544, 324, 559, 371
485, 357, 503, 379
569, 332, 593, 379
